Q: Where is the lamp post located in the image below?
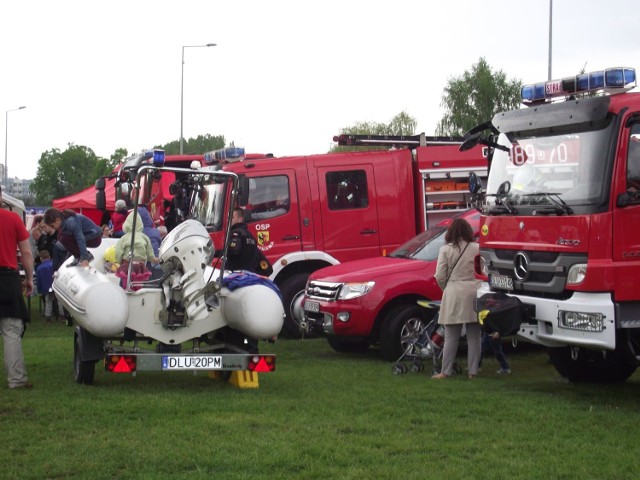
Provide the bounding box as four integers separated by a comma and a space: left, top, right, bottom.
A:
180, 43, 216, 155
4, 106, 26, 186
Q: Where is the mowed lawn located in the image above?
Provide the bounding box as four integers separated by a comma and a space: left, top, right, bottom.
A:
2, 314, 640, 480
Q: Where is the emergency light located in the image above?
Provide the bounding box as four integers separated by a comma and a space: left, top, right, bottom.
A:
153, 149, 165, 167
204, 147, 246, 164
521, 67, 636, 105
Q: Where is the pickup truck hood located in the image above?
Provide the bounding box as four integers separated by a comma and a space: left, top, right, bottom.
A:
310, 256, 426, 283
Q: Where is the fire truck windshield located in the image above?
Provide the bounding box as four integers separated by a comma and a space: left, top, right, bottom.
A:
189, 179, 228, 231
486, 122, 615, 213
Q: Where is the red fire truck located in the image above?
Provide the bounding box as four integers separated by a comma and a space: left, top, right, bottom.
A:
464, 66, 640, 382
103, 137, 487, 336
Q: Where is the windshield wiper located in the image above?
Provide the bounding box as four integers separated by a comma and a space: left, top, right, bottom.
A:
521, 192, 573, 215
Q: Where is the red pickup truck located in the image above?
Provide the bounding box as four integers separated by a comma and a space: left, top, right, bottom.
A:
302, 209, 480, 361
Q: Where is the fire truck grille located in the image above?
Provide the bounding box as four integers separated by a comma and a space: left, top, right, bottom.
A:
306, 281, 343, 301
482, 249, 588, 297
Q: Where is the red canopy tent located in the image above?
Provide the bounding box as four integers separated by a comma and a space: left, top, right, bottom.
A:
52, 176, 117, 226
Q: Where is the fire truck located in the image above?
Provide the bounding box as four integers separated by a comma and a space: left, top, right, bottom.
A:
464, 66, 640, 382
103, 137, 487, 337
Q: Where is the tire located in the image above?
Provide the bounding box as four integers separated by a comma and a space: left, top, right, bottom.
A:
548, 346, 637, 383
379, 304, 428, 362
327, 336, 370, 353
74, 333, 96, 385
279, 272, 311, 338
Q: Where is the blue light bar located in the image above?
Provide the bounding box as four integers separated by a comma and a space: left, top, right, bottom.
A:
521, 67, 636, 105
153, 149, 165, 167
204, 147, 246, 164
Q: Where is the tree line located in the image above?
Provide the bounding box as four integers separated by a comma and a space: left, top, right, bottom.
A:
31, 58, 520, 205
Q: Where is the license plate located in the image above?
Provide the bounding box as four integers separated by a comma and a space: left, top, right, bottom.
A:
304, 299, 320, 313
489, 274, 513, 291
162, 355, 222, 370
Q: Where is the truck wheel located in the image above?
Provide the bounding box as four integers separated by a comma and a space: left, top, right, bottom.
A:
548, 346, 637, 383
380, 304, 427, 362
74, 333, 96, 385
327, 336, 370, 353
279, 273, 311, 338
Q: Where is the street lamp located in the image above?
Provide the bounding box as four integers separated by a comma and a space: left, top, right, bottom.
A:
180, 43, 216, 155
4, 106, 26, 185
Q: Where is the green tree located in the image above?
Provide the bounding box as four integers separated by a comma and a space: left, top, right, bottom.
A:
330, 111, 418, 153
108, 148, 129, 170
30, 144, 112, 205
162, 134, 226, 155
436, 57, 521, 136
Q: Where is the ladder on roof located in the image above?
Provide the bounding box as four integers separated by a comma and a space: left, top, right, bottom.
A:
333, 133, 465, 148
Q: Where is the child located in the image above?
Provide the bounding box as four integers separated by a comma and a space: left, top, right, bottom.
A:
35, 250, 65, 322
43, 208, 102, 267
115, 211, 158, 290
111, 199, 128, 238
481, 331, 511, 375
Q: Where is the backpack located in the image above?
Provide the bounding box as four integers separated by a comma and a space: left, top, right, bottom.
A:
475, 292, 528, 337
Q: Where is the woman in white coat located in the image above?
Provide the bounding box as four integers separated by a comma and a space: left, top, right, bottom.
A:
431, 218, 481, 379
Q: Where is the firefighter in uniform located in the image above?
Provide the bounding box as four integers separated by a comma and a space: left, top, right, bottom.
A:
226, 207, 270, 274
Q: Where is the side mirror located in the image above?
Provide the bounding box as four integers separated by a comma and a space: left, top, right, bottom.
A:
460, 132, 483, 152
468, 172, 483, 194
237, 175, 250, 206
95, 178, 106, 210
617, 192, 631, 208
497, 180, 511, 196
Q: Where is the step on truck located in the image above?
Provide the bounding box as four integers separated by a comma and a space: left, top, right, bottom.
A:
54, 154, 284, 386
464, 66, 640, 382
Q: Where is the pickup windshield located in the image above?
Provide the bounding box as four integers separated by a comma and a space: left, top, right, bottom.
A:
486, 119, 615, 213
389, 227, 446, 262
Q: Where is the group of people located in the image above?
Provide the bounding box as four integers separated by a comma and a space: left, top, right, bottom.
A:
431, 218, 510, 380
0, 196, 170, 389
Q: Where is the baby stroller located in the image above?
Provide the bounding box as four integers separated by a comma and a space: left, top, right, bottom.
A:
392, 300, 445, 375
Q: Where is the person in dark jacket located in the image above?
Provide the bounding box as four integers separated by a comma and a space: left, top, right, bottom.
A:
43, 208, 102, 267
223, 208, 274, 352
226, 208, 272, 275
35, 250, 64, 322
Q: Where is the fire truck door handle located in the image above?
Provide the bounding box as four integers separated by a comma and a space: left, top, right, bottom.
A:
360, 228, 377, 235
282, 235, 301, 240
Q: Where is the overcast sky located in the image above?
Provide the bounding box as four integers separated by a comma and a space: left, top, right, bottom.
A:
1, 0, 639, 180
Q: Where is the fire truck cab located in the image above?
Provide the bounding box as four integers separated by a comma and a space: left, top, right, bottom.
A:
467, 66, 640, 382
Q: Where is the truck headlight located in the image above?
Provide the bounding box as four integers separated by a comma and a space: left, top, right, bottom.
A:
338, 282, 375, 300
567, 264, 587, 285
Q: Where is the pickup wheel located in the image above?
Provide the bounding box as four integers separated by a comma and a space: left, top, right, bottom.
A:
548, 346, 637, 383
279, 273, 311, 339
327, 336, 370, 353
74, 332, 96, 385
380, 304, 427, 362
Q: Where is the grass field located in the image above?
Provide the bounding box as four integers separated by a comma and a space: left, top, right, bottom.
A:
2, 314, 640, 480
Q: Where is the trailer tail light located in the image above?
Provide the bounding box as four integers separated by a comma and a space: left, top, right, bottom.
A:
521, 67, 636, 105
105, 355, 137, 373
247, 355, 275, 372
